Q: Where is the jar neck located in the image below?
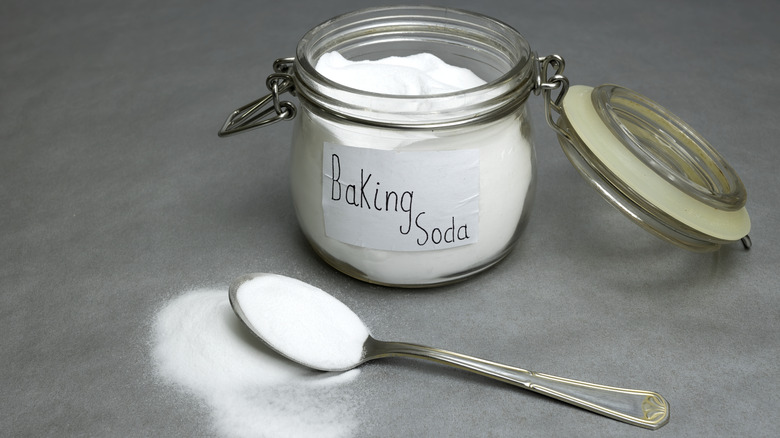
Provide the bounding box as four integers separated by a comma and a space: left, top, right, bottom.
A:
293, 6, 534, 129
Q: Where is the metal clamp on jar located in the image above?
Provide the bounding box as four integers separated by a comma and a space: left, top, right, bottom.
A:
218, 6, 751, 287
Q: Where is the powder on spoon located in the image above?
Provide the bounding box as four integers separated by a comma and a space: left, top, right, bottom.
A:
151, 287, 361, 438
235, 274, 370, 371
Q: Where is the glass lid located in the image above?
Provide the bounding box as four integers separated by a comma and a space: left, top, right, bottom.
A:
555, 84, 751, 252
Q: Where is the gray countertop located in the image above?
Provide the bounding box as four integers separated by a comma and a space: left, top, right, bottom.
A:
2, 0, 779, 436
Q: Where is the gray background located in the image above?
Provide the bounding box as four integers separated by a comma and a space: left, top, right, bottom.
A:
2, 0, 778, 436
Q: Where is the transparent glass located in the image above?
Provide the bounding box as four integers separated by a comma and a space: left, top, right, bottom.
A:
289, 6, 537, 286
557, 84, 749, 251
592, 85, 746, 211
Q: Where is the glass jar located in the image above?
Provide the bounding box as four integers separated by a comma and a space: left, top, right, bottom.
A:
219, 6, 751, 288
288, 7, 537, 286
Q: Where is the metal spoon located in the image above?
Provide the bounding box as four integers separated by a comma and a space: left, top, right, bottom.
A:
229, 273, 669, 430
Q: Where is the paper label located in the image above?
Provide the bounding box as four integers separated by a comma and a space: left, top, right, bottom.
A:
322, 142, 479, 251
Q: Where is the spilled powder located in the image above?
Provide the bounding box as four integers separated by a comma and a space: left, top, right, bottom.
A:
151, 288, 361, 438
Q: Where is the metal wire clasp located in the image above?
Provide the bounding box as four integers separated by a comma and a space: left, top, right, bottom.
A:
533, 54, 570, 139
218, 58, 297, 137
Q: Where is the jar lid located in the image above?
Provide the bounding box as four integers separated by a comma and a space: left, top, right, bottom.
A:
556, 84, 750, 251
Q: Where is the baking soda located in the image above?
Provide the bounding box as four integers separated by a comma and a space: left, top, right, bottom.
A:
316, 52, 486, 95
236, 274, 369, 371
290, 52, 534, 285
151, 288, 360, 438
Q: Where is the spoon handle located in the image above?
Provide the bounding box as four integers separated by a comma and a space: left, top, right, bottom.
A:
367, 339, 669, 430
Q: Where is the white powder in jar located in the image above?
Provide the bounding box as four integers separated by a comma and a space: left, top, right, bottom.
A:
151, 288, 361, 438
235, 274, 369, 371
316, 52, 487, 95
290, 52, 534, 285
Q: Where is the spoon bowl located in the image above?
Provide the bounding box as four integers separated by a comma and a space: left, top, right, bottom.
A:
229, 273, 669, 430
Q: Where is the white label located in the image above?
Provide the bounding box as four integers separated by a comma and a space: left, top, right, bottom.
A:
322, 142, 479, 251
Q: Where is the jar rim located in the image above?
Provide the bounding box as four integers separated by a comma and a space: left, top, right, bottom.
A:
292, 6, 535, 128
